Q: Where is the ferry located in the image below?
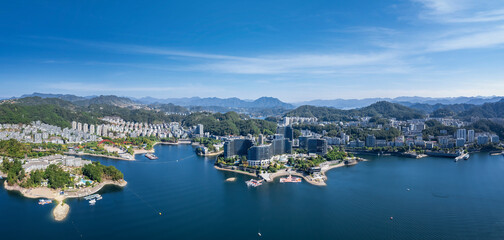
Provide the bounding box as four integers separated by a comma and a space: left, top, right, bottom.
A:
145, 153, 159, 160
245, 179, 263, 187
280, 175, 302, 183
38, 199, 52, 205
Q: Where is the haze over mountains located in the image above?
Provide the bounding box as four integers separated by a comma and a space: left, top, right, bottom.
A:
9, 93, 504, 111
297, 96, 504, 109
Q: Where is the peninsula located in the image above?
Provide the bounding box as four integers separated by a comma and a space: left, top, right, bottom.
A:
0, 148, 126, 221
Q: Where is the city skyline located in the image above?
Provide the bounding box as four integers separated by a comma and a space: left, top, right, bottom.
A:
2, 0, 504, 101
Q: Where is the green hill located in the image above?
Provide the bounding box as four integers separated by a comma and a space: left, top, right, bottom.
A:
457, 99, 504, 119
286, 101, 424, 121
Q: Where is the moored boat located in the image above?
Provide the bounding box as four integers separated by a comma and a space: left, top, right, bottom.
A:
38, 199, 52, 205
280, 175, 302, 183
89, 199, 96, 205
84, 194, 99, 200
145, 153, 159, 160
245, 179, 263, 187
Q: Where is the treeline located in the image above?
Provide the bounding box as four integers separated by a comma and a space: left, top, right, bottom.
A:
82, 162, 124, 182
344, 127, 402, 141
0, 103, 100, 128
1, 160, 73, 188
0, 139, 64, 159
422, 119, 504, 139
1, 97, 277, 136
1, 159, 24, 185
422, 119, 457, 137
182, 112, 277, 136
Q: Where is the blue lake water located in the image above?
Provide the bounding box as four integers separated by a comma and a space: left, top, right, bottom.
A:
1, 144, 504, 240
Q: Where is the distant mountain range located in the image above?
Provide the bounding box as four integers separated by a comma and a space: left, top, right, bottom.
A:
11, 93, 504, 117
18, 93, 294, 110
134, 96, 294, 109
296, 96, 504, 109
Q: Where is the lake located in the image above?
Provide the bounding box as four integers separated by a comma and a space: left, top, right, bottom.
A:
1, 144, 504, 240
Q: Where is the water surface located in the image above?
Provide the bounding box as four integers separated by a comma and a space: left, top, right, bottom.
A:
1, 145, 504, 240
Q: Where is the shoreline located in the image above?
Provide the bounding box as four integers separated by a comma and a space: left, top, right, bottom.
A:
214, 160, 349, 187
198, 150, 223, 157
214, 165, 258, 177
3, 179, 127, 221
64, 152, 135, 161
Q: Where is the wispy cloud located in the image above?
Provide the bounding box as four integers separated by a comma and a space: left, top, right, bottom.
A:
427, 25, 504, 52
191, 52, 402, 74
52, 38, 410, 75
413, 0, 504, 23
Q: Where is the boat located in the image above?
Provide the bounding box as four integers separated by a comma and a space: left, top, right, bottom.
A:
38, 199, 52, 205
245, 179, 263, 187
84, 194, 99, 200
96, 195, 103, 200
455, 153, 469, 162
280, 175, 302, 183
89, 199, 96, 205
145, 153, 158, 160
489, 150, 503, 156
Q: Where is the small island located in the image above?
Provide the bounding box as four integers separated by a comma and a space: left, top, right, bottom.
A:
0, 139, 126, 221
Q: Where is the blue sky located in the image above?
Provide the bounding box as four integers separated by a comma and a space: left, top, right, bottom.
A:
1, 0, 504, 102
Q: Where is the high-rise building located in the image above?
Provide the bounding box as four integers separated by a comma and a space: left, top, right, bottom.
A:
247, 145, 273, 167
83, 123, 89, 133
457, 129, 467, 142
477, 135, 489, 145
77, 122, 82, 132
258, 134, 264, 145
72, 121, 77, 130
491, 135, 500, 143
307, 138, 328, 155
102, 125, 108, 137
456, 138, 465, 147
223, 139, 253, 158
366, 135, 376, 147
271, 139, 292, 156
247, 145, 272, 161
277, 125, 294, 141
468, 130, 475, 143
299, 136, 310, 149
89, 125, 95, 135
96, 125, 102, 136
195, 124, 204, 137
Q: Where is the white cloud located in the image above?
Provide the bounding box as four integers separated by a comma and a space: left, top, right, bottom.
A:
427, 25, 504, 52
413, 0, 469, 14
413, 0, 504, 23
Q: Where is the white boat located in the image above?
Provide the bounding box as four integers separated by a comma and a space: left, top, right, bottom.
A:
280, 175, 302, 183
38, 199, 52, 205
89, 199, 96, 205
245, 179, 263, 187
96, 195, 103, 200
84, 194, 98, 200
